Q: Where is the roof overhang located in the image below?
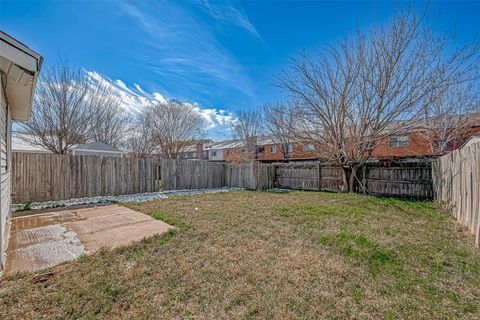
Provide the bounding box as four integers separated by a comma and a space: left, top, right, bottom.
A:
0, 32, 43, 121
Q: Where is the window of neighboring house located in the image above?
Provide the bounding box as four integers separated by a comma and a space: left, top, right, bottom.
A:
212, 151, 217, 157
389, 135, 409, 148
270, 146, 277, 153
303, 144, 314, 152
257, 146, 265, 153
287, 144, 294, 153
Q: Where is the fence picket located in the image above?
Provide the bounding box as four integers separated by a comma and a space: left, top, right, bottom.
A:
433, 142, 480, 247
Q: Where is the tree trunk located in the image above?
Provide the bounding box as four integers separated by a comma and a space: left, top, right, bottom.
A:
342, 165, 360, 192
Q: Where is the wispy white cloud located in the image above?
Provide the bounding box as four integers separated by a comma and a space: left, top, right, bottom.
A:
86, 71, 233, 138
195, 0, 262, 39
115, 1, 256, 101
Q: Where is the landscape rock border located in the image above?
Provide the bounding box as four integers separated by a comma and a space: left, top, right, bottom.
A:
12, 187, 243, 211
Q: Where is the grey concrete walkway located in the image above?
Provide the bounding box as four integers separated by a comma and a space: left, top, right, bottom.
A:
4, 205, 172, 274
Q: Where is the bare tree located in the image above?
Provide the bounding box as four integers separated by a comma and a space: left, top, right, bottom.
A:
229, 110, 263, 161
88, 85, 132, 148
123, 112, 156, 158
19, 61, 131, 153
277, 7, 479, 191
420, 83, 480, 155
262, 100, 296, 159
20, 62, 92, 154
147, 100, 207, 159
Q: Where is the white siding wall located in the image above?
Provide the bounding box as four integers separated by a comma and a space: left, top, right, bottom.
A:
208, 149, 224, 161
0, 77, 12, 270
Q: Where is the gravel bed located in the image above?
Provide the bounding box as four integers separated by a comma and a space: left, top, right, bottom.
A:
12, 187, 243, 211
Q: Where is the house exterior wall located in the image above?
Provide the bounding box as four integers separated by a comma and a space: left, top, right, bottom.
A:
261, 142, 317, 161
0, 78, 12, 270
371, 132, 434, 159
371, 128, 480, 159
208, 149, 224, 161
223, 148, 246, 161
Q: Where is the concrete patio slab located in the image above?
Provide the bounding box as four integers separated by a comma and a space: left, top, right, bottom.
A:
4, 205, 172, 274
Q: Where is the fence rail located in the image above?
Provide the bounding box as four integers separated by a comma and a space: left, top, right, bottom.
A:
12, 152, 434, 204
433, 142, 480, 247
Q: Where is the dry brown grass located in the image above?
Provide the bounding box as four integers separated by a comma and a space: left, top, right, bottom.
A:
1, 191, 480, 319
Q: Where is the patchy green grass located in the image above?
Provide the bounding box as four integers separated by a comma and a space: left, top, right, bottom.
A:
319, 232, 402, 276
150, 210, 190, 231
1, 191, 479, 319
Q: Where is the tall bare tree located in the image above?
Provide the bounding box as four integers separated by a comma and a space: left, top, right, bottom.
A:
20, 62, 131, 153
229, 110, 263, 161
263, 100, 296, 159
277, 7, 479, 191
88, 85, 132, 148
420, 83, 480, 155
123, 112, 156, 158
20, 62, 92, 154
147, 100, 207, 159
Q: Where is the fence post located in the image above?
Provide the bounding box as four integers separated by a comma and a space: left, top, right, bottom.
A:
255, 161, 260, 190
272, 164, 277, 189
361, 165, 367, 193
317, 163, 321, 191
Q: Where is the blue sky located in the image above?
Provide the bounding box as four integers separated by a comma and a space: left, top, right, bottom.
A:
1, 1, 479, 139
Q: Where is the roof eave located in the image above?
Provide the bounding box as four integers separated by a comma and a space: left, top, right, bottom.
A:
0, 32, 43, 122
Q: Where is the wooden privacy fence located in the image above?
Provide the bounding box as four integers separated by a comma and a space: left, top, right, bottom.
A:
160, 158, 224, 190
12, 153, 157, 203
12, 152, 434, 203
275, 164, 344, 191
433, 142, 480, 247
273, 162, 433, 198
362, 162, 433, 199
161, 161, 275, 191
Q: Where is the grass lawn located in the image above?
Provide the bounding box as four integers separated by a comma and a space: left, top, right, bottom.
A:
1, 191, 480, 319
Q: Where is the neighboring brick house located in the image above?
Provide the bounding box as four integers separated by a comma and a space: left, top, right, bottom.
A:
209, 136, 318, 162
371, 132, 435, 159
372, 123, 480, 160
259, 140, 317, 162
201, 118, 480, 163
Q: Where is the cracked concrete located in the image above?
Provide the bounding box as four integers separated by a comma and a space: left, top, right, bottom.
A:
4, 205, 172, 274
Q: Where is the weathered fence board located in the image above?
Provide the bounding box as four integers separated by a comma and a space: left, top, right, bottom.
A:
272, 162, 431, 198
160, 158, 224, 190
12, 153, 435, 204
276, 164, 320, 190
363, 163, 433, 199
12, 152, 157, 203
273, 164, 344, 191
224, 163, 257, 189
433, 142, 480, 247
257, 163, 276, 190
